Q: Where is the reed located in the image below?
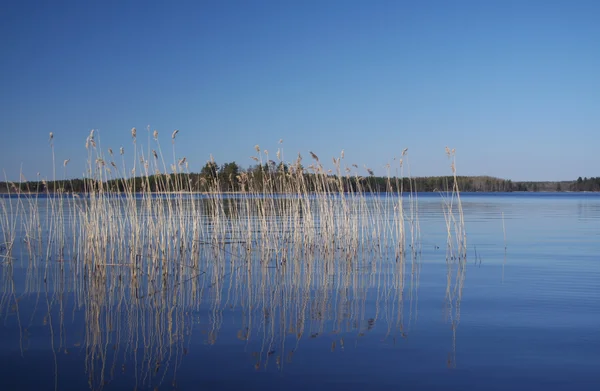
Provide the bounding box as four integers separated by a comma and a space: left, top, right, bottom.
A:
0, 131, 473, 295
438, 146, 468, 368
0, 129, 471, 388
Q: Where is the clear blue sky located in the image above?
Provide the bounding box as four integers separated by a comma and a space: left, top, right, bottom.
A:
1, 0, 599, 181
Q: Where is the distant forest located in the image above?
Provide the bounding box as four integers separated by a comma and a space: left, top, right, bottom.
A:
0, 161, 599, 193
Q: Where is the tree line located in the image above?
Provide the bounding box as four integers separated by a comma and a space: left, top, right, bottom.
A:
0, 161, 598, 193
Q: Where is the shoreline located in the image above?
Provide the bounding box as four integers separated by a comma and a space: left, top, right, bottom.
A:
1, 190, 599, 196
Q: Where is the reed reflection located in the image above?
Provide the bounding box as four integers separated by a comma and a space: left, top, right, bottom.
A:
2, 235, 440, 390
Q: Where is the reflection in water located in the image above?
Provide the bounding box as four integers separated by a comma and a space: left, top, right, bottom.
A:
1, 193, 467, 390
2, 247, 435, 390
444, 249, 466, 369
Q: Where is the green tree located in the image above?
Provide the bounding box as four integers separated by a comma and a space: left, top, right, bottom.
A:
201, 161, 219, 179
220, 161, 240, 190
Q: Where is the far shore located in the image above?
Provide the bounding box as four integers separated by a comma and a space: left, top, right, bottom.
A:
1, 190, 599, 196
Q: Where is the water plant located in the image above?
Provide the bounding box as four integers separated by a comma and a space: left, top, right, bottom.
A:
0, 128, 468, 389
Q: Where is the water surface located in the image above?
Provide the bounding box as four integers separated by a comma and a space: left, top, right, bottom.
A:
1, 193, 598, 390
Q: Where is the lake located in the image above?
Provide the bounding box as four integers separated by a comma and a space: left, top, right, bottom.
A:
1, 192, 599, 390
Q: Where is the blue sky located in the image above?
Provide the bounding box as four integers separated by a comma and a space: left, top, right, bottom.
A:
1, 0, 599, 181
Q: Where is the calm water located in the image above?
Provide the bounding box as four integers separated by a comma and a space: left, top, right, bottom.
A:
1, 193, 599, 390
